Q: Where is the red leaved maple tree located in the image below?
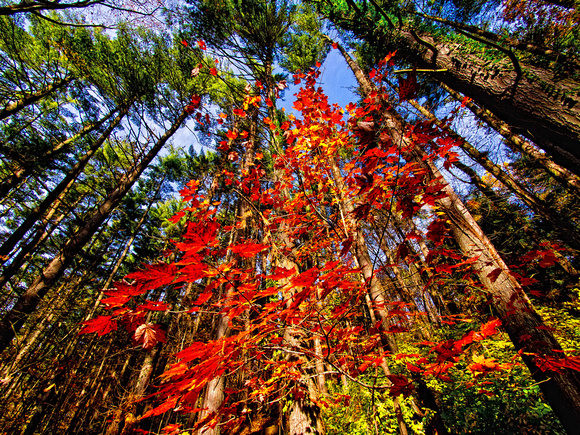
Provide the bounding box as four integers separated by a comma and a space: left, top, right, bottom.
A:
79, 59, 579, 434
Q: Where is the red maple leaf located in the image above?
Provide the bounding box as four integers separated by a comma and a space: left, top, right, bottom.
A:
141, 397, 178, 420
137, 300, 170, 312
398, 69, 418, 101
228, 242, 269, 258
267, 266, 296, 280
79, 315, 117, 336
100, 295, 131, 308
185, 94, 201, 114
479, 318, 501, 337
386, 374, 415, 397
487, 268, 503, 283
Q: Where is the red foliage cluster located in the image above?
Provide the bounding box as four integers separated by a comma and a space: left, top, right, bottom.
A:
79, 60, 571, 431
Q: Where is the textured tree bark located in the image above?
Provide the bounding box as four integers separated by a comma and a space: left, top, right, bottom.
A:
0, 198, 73, 291
422, 153, 580, 433
415, 12, 579, 64
1, 278, 77, 383
70, 346, 134, 435
276, 230, 325, 435
454, 160, 580, 279
14, 246, 107, 435
288, 397, 322, 435
318, 42, 448, 434
0, 108, 188, 354
395, 28, 580, 175
197, 110, 258, 435
276, 262, 324, 435
323, 5, 580, 173
0, 0, 107, 16
380, 241, 438, 332
269, 172, 324, 434
198, 317, 229, 435
327, 152, 445, 435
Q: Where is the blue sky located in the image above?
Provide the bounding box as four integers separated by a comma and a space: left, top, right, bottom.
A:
175, 46, 359, 154
279, 47, 358, 115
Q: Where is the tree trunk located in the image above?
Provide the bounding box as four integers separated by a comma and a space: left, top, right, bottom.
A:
1, 276, 78, 384
415, 12, 578, 65
0, 195, 79, 292
0, 0, 103, 16
454, 160, 580, 279
61, 203, 155, 433
112, 346, 161, 435
17, 278, 101, 434
337, 43, 580, 433
0, 76, 72, 121
197, 109, 258, 435
423, 151, 580, 433
380, 240, 438, 332
325, 6, 580, 174
0, 108, 117, 200
439, 83, 580, 198
262, 65, 325, 435
326, 145, 438, 435
396, 27, 580, 175
0, 108, 188, 353
0, 102, 131, 263
67, 343, 133, 434
408, 97, 580, 250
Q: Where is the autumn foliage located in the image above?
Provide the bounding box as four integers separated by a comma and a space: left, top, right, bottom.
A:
79, 58, 578, 433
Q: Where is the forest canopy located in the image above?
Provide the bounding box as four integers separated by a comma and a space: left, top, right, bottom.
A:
1, 0, 580, 434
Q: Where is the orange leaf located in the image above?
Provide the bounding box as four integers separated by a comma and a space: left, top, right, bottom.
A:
479, 318, 501, 337
229, 242, 269, 258
267, 266, 296, 280
226, 130, 238, 140
140, 397, 178, 420
100, 295, 131, 308
193, 290, 213, 306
